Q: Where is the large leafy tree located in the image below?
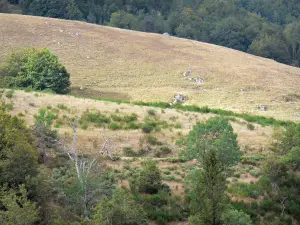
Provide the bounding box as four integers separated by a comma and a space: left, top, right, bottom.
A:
182, 116, 242, 167
184, 117, 244, 225
0, 47, 71, 94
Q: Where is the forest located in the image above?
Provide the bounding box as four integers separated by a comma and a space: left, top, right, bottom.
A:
2, 0, 300, 67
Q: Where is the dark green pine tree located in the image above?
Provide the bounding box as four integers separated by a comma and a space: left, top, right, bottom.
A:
66, 0, 83, 20
188, 148, 227, 225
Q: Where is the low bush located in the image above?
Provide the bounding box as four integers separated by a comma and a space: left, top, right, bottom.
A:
109, 122, 121, 130
5, 89, 14, 98
247, 123, 255, 130
123, 147, 137, 157
174, 122, 182, 129
147, 109, 156, 117
57, 104, 69, 111
241, 154, 266, 165
249, 169, 261, 177
142, 123, 154, 133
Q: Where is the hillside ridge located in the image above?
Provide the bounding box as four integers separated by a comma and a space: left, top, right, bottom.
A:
1, 13, 300, 122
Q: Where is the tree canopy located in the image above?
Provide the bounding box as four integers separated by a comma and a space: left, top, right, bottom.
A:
0, 47, 71, 94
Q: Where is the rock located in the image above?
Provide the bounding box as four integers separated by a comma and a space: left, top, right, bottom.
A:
87, 56, 91, 59
257, 105, 267, 111
172, 93, 185, 104
163, 32, 170, 36
193, 77, 204, 83
80, 86, 84, 90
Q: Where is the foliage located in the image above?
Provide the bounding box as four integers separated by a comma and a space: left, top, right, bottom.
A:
92, 188, 148, 225
0, 185, 39, 225
0, 107, 38, 186
182, 117, 242, 167
186, 149, 228, 225
271, 124, 300, 154
5, 89, 14, 98
0, 47, 70, 94
246, 123, 255, 130
34, 107, 58, 126
0, 0, 9, 13
133, 160, 162, 194
221, 208, 252, 225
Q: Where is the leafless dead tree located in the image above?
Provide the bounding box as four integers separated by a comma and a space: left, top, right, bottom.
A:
55, 117, 116, 218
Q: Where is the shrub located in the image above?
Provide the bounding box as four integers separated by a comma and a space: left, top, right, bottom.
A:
93, 188, 148, 225
5, 89, 14, 98
0, 47, 70, 94
54, 120, 63, 128
123, 147, 137, 157
80, 121, 88, 130
247, 123, 255, 130
241, 154, 266, 165
124, 113, 138, 122
57, 104, 68, 110
145, 134, 159, 145
109, 122, 121, 130
160, 145, 171, 154
34, 108, 57, 126
174, 122, 182, 129
81, 110, 110, 127
127, 122, 141, 129
135, 160, 162, 194
147, 109, 156, 116
142, 123, 154, 133
249, 169, 261, 177
5, 102, 14, 111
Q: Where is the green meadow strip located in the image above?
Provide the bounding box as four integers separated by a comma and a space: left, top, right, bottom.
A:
8, 88, 295, 127
86, 96, 296, 127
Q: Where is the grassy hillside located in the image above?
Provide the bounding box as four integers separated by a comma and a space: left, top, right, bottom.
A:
1, 13, 300, 122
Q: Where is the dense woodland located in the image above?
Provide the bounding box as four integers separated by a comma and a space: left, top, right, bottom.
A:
1, 0, 300, 67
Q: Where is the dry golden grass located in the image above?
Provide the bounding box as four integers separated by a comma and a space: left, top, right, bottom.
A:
6, 90, 272, 156
1, 13, 300, 122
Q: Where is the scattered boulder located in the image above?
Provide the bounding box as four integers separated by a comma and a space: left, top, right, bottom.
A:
171, 93, 185, 104
257, 105, 267, 111
163, 32, 170, 36
183, 69, 192, 77
193, 77, 204, 83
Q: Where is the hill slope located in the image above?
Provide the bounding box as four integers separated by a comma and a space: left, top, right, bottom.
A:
1, 13, 300, 121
